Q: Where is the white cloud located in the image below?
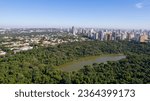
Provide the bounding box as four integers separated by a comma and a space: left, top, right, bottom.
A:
135, 3, 143, 8
135, 0, 150, 9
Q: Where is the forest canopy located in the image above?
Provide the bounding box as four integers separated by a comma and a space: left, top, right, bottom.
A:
0, 40, 150, 84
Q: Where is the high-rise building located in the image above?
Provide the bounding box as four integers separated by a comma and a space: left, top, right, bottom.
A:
90, 29, 94, 34
112, 32, 117, 41
104, 32, 112, 41
72, 26, 76, 35
93, 33, 99, 40
127, 33, 134, 41
98, 31, 104, 41
134, 34, 141, 42
140, 34, 148, 43
121, 33, 127, 40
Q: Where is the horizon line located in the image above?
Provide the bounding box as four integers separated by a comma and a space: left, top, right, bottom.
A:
0, 26, 150, 30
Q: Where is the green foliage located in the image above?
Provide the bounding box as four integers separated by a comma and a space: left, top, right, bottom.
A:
0, 41, 150, 84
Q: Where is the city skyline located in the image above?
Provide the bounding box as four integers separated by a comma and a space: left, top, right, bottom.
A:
0, 0, 150, 29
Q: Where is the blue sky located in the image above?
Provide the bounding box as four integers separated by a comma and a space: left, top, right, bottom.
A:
0, 0, 150, 29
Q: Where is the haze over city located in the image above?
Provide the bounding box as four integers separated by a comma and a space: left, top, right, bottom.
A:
0, 0, 150, 29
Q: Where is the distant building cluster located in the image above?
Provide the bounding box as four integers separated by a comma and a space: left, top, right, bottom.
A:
81, 29, 150, 43
0, 27, 78, 35
1, 27, 150, 43
0, 27, 86, 56
0, 27, 150, 56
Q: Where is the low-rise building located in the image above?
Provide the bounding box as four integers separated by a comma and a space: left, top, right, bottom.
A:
0, 50, 6, 56
14, 46, 33, 54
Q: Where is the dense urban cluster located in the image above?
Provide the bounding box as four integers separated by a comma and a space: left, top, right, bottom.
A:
84, 28, 150, 43
0, 27, 150, 57
0, 27, 88, 56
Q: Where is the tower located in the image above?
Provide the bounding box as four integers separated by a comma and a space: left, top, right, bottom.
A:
72, 26, 76, 35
